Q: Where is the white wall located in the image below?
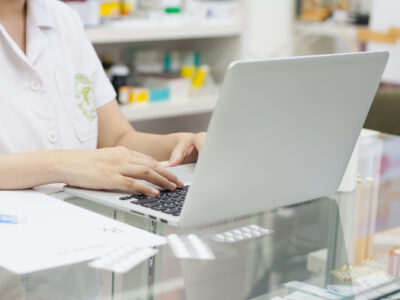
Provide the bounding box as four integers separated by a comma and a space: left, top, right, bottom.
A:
241, 0, 295, 59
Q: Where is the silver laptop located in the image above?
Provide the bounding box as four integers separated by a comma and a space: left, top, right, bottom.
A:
64, 52, 388, 228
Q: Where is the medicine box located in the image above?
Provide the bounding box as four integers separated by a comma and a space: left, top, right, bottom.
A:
150, 88, 170, 103
139, 75, 191, 102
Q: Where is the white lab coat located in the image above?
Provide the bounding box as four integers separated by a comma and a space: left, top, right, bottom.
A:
0, 0, 116, 155
0, 0, 116, 298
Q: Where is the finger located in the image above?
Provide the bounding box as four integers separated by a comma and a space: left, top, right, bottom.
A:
168, 141, 190, 167
185, 145, 198, 163
194, 132, 206, 152
185, 144, 196, 157
129, 157, 183, 187
122, 166, 177, 191
116, 175, 159, 197
168, 143, 198, 168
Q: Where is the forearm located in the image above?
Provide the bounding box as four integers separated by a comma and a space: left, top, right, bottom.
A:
0, 151, 61, 190
115, 131, 191, 162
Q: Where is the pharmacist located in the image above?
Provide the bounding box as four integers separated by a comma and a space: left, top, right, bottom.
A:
0, 0, 205, 195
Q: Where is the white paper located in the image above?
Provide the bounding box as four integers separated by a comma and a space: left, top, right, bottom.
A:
0, 190, 166, 274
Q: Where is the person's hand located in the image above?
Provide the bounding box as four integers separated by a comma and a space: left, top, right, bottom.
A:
167, 132, 206, 167
55, 147, 184, 196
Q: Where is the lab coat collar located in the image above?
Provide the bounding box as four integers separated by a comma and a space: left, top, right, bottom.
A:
27, 0, 56, 29
26, 0, 55, 65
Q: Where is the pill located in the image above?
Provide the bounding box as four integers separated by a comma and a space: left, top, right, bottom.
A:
121, 259, 131, 267
128, 255, 138, 262
94, 261, 104, 268
188, 234, 200, 241
117, 249, 127, 255
215, 235, 225, 241
114, 264, 125, 272
103, 257, 113, 264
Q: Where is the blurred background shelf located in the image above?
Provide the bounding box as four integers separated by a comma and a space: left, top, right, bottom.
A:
77, 1, 297, 133
86, 20, 242, 44
120, 95, 218, 122
295, 20, 358, 39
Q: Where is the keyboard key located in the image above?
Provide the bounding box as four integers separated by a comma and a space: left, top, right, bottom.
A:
163, 208, 181, 215
119, 195, 134, 200
164, 204, 177, 209
131, 198, 158, 205
142, 201, 162, 208
159, 199, 171, 203
129, 186, 188, 215
151, 206, 163, 211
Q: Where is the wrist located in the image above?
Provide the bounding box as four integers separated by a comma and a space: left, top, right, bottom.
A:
44, 150, 69, 183
175, 132, 193, 142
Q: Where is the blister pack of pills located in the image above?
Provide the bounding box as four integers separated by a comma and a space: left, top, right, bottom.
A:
89, 246, 158, 274
167, 234, 215, 260
210, 224, 274, 243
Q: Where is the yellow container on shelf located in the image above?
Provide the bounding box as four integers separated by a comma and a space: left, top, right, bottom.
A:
100, 1, 121, 17
129, 88, 149, 104
121, 0, 136, 15
192, 65, 210, 88
181, 65, 196, 79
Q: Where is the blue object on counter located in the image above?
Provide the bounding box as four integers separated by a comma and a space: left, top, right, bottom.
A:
150, 88, 170, 103
0, 214, 18, 224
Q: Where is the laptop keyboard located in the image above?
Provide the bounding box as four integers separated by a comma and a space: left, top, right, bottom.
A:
119, 186, 189, 216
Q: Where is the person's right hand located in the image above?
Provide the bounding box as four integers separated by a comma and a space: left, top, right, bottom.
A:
54, 147, 184, 196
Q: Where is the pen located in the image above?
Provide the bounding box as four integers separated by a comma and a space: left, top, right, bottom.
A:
0, 214, 19, 224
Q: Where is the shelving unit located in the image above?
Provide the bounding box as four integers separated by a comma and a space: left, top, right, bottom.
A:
295, 20, 358, 39
86, 20, 242, 44
82, 1, 292, 130
119, 95, 218, 122
293, 19, 361, 54
86, 15, 244, 127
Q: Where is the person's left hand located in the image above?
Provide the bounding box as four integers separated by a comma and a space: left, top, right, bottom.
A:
167, 132, 206, 167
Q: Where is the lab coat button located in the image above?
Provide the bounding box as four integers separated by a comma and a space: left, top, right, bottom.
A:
30, 80, 41, 91
47, 131, 58, 144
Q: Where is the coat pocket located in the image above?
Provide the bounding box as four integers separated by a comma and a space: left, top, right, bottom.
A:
54, 68, 98, 143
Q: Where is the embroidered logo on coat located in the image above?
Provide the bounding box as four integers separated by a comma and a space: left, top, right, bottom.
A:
74, 73, 96, 121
